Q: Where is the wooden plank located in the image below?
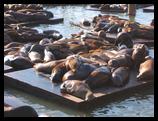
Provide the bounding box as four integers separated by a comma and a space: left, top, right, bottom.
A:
4, 65, 14, 73
143, 6, 154, 12
85, 8, 126, 13
12, 18, 64, 27
4, 67, 153, 109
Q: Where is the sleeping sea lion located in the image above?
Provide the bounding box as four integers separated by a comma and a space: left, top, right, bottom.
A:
85, 66, 111, 89
4, 55, 33, 69
137, 56, 154, 81
65, 56, 96, 80
62, 70, 78, 82
34, 59, 65, 74
60, 80, 95, 101
111, 67, 130, 87
44, 47, 55, 62
50, 61, 69, 83
28, 44, 45, 63
108, 54, 133, 69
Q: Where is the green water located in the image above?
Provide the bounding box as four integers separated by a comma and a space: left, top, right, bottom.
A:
4, 5, 154, 117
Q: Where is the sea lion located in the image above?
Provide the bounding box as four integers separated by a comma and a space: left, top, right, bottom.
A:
34, 59, 65, 74
4, 55, 33, 69
39, 38, 53, 45
4, 42, 23, 49
108, 54, 133, 69
132, 44, 148, 67
115, 32, 133, 48
60, 80, 95, 101
44, 47, 55, 62
137, 56, 154, 81
65, 56, 96, 80
19, 43, 33, 57
117, 48, 133, 56
50, 61, 69, 83
62, 70, 78, 82
28, 44, 45, 63
85, 66, 111, 89
111, 67, 130, 87
82, 19, 91, 26
4, 105, 38, 117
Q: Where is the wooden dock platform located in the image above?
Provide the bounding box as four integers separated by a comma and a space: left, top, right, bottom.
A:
143, 6, 154, 12
4, 68, 153, 109
12, 18, 64, 27
4, 65, 14, 73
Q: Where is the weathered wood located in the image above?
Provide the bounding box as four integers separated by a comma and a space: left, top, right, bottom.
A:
4, 68, 153, 109
143, 6, 154, 12
12, 18, 64, 27
4, 65, 14, 73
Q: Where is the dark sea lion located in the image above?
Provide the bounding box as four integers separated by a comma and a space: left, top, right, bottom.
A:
19, 43, 33, 57
43, 30, 62, 40
50, 62, 69, 83
34, 59, 65, 74
39, 38, 53, 45
137, 56, 154, 81
82, 19, 91, 26
60, 80, 95, 101
106, 24, 121, 33
4, 55, 33, 69
115, 32, 133, 48
85, 66, 111, 89
132, 44, 148, 67
4, 105, 38, 117
111, 67, 130, 87
117, 48, 133, 56
108, 54, 133, 68
44, 48, 55, 62
28, 44, 45, 63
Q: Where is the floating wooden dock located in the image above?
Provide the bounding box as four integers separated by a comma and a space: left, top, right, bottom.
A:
12, 18, 64, 27
106, 33, 154, 47
85, 8, 126, 13
4, 65, 14, 73
143, 6, 154, 12
4, 68, 153, 109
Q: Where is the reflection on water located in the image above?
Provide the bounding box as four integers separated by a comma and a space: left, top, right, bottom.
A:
4, 5, 154, 117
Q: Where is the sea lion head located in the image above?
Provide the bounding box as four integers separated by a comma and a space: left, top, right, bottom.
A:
116, 32, 133, 48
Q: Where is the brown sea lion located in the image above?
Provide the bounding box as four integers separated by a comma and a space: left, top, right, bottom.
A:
4, 42, 23, 49
137, 56, 154, 81
111, 67, 130, 87
62, 70, 78, 82
34, 59, 65, 74
132, 44, 148, 67
60, 80, 95, 101
85, 66, 111, 89
50, 61, 69, 83
108, 54, 133, 69
65, 56, 96, 80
